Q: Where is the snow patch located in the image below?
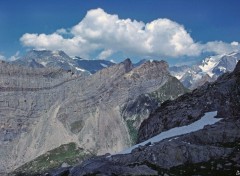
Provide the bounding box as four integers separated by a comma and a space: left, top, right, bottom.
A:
110, 59, 117, 63
51, 51, 60, 57
72, 57, 89, 60
75, 67, 86, 72
68, 63, 74, 67
117, 111, 221, 154
199, 58, 218, 77
218, 66, 227, 72
100, 63, 108, 68
174, 74, 184, 80
199, 54, 225, 77
40, 61, 48, 67
226, 52, 237, 57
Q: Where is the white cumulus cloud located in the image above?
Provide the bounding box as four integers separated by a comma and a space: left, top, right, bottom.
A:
98, 49, 114, 60
0, 54, 6, 61
231, 41, 239, 46
202, 41, 240, 54
8, 51, 20, 61
20, 8, 240, 59
0, 51, 20, 61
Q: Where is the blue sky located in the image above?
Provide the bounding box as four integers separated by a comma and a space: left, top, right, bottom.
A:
0, 0, 240, 65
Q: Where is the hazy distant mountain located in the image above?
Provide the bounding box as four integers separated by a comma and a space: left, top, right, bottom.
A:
13, 50, 77, 70
200, 52, 240, 77
169, 65, 193, 80
73, 56, 115, 74
11, 50, 116, 75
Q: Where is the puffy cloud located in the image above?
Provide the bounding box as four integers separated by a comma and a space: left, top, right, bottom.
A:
20, 33, 96, 58
8, 51, 20, 61
0, 54, 6, 60
98, 49, 114, 60
56, 28, 69, 35
231, 41, 239, 46
0, 52, 20, 61
20, 8, 240, 59
202, 41, 240, 55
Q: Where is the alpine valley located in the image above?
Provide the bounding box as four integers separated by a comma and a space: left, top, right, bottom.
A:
0, 50, 239, 176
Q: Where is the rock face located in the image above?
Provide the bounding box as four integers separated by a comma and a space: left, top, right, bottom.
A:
48, 61, 240, 176
121, 76, 188, 143
0, 58, 186, 174
138, 60, 240, 142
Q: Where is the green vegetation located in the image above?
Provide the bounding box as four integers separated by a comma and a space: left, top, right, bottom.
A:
124, 77, 189, 145
126, 119, 138, 144
12, 142, 94, 175
149, 76, 189, 103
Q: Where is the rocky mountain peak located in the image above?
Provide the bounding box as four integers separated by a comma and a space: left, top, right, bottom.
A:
128, 60, 169, 79
122, 58, 133, 72
142, 60, 168, 69
23, 50, 72, 61
170, 52, 240, 90
233, 60, 240, 73
0, 60, 5, 64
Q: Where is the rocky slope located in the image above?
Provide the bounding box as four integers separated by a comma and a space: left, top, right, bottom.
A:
138, 60, 240, 142
46, 61, 240, 176
0, 58, 186, 175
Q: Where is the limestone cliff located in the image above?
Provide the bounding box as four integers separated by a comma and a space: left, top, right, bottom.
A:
0, 59, 186, 174
41, 62, 240, 176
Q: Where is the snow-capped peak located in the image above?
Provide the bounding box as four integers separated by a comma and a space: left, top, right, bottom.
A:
199, 54, 224, 77
51, 50, 61, 57
226, 52, 238, 57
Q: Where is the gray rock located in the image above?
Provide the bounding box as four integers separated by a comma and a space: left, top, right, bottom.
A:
61, 162, 70, 168
0, 58, 186, 174
51, 62, 240, 175
138, 61, 240, 143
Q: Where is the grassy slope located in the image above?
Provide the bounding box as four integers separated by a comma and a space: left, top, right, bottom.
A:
12, 142, 94, 175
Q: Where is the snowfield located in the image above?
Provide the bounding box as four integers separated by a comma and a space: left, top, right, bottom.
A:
117, 111, 221, 154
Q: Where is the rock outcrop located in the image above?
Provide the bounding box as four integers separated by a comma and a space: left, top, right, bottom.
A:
138, 61, 240, 142
0, 58, 186, 174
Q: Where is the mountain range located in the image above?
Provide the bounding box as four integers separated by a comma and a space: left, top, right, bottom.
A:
0, 49, 239, 175
0, 54, 187, 175
39, 60, 240, 176
12, 50, 116, 75
9, 50, 240, 91
170, 52, 240, 89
